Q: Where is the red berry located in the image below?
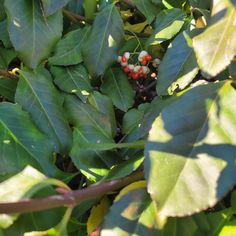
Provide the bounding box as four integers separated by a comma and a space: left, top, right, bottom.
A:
145, 55, 152, 61
131, 72, 139, 80
141, 60, 147, 66
121, 55, 127, 63
123, 67, 130, 73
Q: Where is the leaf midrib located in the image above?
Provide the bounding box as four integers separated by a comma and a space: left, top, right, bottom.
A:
158, 83, 227, 215
21, 72, 61, 146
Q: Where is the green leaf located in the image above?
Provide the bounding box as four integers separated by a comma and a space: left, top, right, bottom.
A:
41, 0, 70, 16
0, 77, 17, 101
0, 103, 56, 177
0, 0, 5, 21
133, 0, 161, 24
101, 68, 135, 112
0, 20, 11, 48
70, 127, 120, 182
0, 166, 48, 229
15, 68, 72, 154
157, 31, 199, 95
218, 220, 236, 236
147, 8, 185, 45
88, 91, 117, 137
64, 94, 113, 139
83, 0, 97, 20
145, 81, 236, 217
64, 95, 119, 181
193, 1, 236, 76
50, 64, 93, 103
103, 156, 144, 181
82, 4, 124, 77
4, 0, 63, 69
48, 26, 91, 66
0, 48, 16, 69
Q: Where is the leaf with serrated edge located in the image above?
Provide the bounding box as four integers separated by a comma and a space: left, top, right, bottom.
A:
193, 0, 236, 76
15, 68, 72, 154
145, 81, 236, 217
4, 0, 62, 68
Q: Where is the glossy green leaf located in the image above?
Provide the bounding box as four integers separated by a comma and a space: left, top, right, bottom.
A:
0, 20, 11, 48
193, 1, 236, 76
101, 68, 135, 112
0, 103, 56, 177
133, 0, 161, 24
64, 95, 119, 181
4, 0, 63, 68
41, 0, 70, 16
0, 166, 47, 229
157, 31, 199, 95
66, 0, 84, 15
49, 26, 91, 66
83, 0, 97, 19
82, 4, 124, 77
189, 0, 211, 9
145, 81, 236, 217
0, 48, 16, 69
0, 77, 17, 101
147, 8, 185, 45
102, 187, 200, 236
0, 0, 5, 21
24, 208, 72, 236
15, 68, 72, 154
103, 156, 144, 181
50, 64, 92, 103
88, 91, 117, 137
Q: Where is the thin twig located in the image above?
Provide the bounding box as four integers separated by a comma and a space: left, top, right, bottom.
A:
0, 171, 143, 214
62, 9, 92, 24
0, 69, 18, 79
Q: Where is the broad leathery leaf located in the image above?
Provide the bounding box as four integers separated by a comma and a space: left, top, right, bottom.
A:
0, 20, 11, 48
0, 48, 16, 69
0, 166, 47, 228
102, 187, 204, 235
64, 95, 119, 181
101, 68, 135, 112
88, 91, 117, 137
147, 8, 186, 45
64, 95, 113, 140
162, 0, 186, 8
87, 198, 110, 234
15, 68, 72, 154
82, 4, 124, 77
50, 64, 93, 103
189, 0, 211, 9
0, 0, 5, 21
157, 31, 199, 95
41, 0, 70, 16
70, 128, 120, 182
66, 0, 83, 15
24, 207, 72, 236
193, 0, 236, 76
145, 81, 236, 217
133, 0, 161, 24
4, 0, 63, 69
83, 0, 97, 20
48, 26, 91, 66
101, 188, 165, 236
0, 77, 17, 102
0, 103, 56, 177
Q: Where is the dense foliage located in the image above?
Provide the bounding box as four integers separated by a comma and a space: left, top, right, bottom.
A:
0, 0, 236, 235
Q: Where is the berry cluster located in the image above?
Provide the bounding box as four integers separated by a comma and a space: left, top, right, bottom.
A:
117, 51, 161, 80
